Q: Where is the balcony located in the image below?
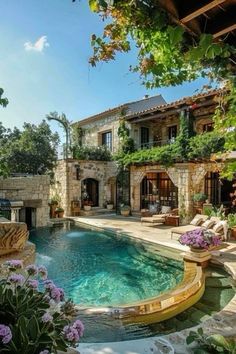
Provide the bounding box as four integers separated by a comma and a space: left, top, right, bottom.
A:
137, 138, 176, 150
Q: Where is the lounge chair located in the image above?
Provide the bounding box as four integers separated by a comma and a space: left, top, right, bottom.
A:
141, 214, 166, 225
141, 207, 178, 226
171, 215, 228, 241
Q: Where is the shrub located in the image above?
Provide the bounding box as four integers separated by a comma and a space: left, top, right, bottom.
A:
73, 145, 112, 161
0, 261, 84, 354
188, 131, 225, 160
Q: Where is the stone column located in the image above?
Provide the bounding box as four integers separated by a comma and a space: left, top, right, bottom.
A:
11, 208, 20, 222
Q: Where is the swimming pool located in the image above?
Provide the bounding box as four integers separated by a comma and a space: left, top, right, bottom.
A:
30, 225, 184, 307
30, 224, 235, 342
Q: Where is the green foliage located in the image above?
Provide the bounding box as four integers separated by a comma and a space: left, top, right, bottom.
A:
117, 119, 135, 155
204, 205, 225, 220
87, 1, 234, 88
227, 213, 236, 228
0, 88, 8, 107
0, 121, 59, 177
0, 262, 83, 353
193, 193, 207, 202
72, 125, 85, 147
186, 327, 236, 353
115, 129, 224, 167
73, 144, 112, 161
188, 131, 225, 160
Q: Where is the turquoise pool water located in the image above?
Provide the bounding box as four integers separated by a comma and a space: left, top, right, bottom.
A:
30, 225, 184, 307
30, 225, 235, 343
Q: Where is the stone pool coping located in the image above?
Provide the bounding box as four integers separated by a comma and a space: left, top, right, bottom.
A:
70, 215, 236, 354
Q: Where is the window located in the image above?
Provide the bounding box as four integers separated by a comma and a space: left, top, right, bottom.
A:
203, 123, 214, 132
140, 127, 149, 148
168, 125, 177, 142
101, 131, 112, 150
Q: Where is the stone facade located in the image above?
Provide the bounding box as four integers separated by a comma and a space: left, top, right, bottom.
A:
52, 159, 117, 215
0, 176, 50, 227
130, 162, 224, 223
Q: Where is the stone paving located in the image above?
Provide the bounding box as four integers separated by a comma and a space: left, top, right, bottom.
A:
69, 214, 236, 354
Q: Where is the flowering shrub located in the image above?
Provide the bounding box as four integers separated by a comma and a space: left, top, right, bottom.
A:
0, 260, 84, 353
179, 229, 221, 249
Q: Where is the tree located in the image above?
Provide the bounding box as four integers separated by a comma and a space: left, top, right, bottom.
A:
0, 120, 59, 176
0, 88, 8, 107
85, 0, 236, 177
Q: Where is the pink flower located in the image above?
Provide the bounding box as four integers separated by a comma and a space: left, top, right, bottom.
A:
26, 264, 38, 276
9, 274, 25, 285
5, 260, 23, 269
26, 279, 38, 289
41, 312, 53, 323
0, 324, 12, 344
38, 266, 48, 280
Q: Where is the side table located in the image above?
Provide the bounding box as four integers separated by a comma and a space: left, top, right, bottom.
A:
165, 215, 180, 226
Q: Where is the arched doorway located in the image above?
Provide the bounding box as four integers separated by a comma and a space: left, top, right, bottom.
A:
82, 178, 99, 207
141, 172, 178, 210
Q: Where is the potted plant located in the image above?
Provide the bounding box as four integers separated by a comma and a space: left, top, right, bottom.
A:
179, 228, 221, 252
120, 204, 131, 217
106, 200, 114, 210
55, 207, 64, 218
49, 194, 61, 218
193, 193, 207, 207
227, 213, 236, 239
83, 200, 93, 211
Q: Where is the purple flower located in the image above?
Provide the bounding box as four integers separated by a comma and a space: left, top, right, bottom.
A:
50, 287, 61, 303
5, 260, 23, 269
26, 279, 38, 289
41, 312, 53, 323
179, 229, 221, 250
9, 274, 25, 285
63, 325, 80, 343
26, 264, 38, 276
72, 320, 84, 337
0, 324, 12, 344
38, 266, 48, 280
44, 279, 55, 290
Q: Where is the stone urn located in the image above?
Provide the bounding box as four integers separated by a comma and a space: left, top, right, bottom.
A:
0, 218, 29, 256
120, 206, 131, 217
106, 204, 114, 210
84, 205, 92, 211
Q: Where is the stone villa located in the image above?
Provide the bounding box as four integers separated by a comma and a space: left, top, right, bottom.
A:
53, 89, 235, 221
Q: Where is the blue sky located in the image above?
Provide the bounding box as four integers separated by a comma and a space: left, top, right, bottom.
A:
0, 0, 210, 136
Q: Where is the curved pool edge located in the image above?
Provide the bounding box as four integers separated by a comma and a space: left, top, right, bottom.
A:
76, 260, 205, 325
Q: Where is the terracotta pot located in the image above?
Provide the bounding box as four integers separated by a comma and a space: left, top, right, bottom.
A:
231, 227, 236, 240
50, 204, 57, 218
57, 211, 64, 218
120, 209, 130, 217
190, 246, 206, 253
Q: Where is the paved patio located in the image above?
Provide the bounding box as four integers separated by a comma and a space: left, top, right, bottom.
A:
68, 214, 236, 354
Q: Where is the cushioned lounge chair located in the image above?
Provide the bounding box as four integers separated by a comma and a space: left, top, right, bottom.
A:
141, 208, 178, 226
141, 214, 166, 225
171, 215, 228, 241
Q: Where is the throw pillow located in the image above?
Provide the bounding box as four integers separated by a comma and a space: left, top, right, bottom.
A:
190, 214, 203, 226
161, 206, 171, 214
201, 219, 216, 229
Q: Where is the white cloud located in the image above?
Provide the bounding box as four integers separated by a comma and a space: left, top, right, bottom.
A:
24, 35, 49, 52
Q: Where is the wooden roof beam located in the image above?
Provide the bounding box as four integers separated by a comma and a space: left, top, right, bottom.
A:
213, 23, 236, 38
180, 0, 227, 24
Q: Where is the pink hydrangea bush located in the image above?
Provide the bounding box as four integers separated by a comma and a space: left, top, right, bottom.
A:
0, 260, 84, 354
179, 229, 221, 249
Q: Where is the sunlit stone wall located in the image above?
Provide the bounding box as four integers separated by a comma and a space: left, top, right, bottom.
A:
52, 159, 118, 215
0, 176, 50, 227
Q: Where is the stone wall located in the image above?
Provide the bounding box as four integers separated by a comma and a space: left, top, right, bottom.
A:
0, 176, 50, 227
52, 159, 118, 215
